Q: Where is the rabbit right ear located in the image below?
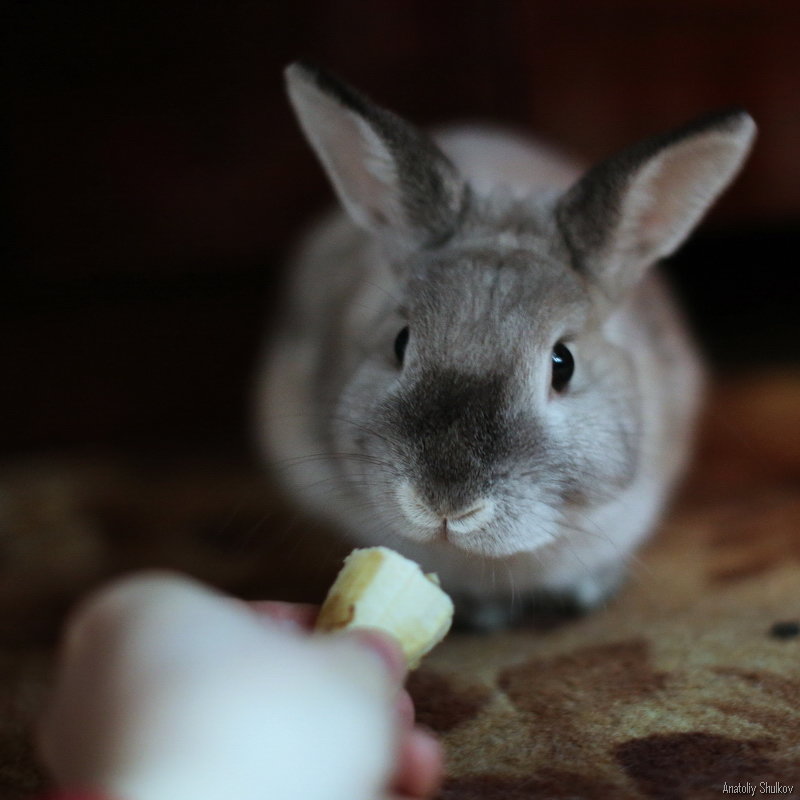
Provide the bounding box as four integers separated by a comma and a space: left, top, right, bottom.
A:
556, 109, 756, 301
285, 62, 468, 250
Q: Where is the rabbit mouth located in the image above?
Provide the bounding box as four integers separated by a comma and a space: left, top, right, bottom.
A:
388, 478, 563, 558
395, 480, 496, 536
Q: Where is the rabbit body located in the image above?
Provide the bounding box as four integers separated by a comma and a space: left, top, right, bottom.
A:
255, 65, 755, 627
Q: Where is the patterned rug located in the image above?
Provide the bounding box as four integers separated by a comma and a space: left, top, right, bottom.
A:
1, 370, 799, 799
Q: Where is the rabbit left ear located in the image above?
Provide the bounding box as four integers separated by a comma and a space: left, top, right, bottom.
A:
556, 109, 756, 300
285, 62, 468, 250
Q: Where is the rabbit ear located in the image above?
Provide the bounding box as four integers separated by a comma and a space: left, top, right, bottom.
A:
285, 62, 467, 249
556, 109, 756, 300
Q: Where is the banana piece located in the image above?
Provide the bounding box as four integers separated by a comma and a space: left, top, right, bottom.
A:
316, 546, 454, 668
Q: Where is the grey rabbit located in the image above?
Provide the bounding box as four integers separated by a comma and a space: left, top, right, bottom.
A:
254, 62, 756, 629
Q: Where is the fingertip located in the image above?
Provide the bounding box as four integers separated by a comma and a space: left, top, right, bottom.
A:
393, 727, 444, 798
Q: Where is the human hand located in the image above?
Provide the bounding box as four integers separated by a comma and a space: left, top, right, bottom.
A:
38, 572, 442, 800
249, 600, 442, 799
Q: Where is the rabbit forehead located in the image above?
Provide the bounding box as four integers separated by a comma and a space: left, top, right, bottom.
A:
405, 245, 590, 341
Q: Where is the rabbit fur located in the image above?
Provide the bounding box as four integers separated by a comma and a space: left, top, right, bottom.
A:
254, 63, 756, 629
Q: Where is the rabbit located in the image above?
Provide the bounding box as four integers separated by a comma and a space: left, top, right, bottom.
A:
253, 62, 756, 629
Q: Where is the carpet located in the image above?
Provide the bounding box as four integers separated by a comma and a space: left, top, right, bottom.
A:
1, 370, 799, 799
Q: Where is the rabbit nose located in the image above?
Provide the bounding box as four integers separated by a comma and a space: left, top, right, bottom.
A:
396, 481, 495, 534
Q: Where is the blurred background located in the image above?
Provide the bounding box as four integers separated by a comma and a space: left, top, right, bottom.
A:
6, 0, 800, 457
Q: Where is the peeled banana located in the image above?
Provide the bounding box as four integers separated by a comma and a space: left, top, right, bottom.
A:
316, 546, 454, 668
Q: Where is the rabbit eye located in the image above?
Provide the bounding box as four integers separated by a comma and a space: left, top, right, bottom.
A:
394, 326, 410, 366
551, 343, 574, 392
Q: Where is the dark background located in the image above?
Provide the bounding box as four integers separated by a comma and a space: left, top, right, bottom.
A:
6, 0, 800, 457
